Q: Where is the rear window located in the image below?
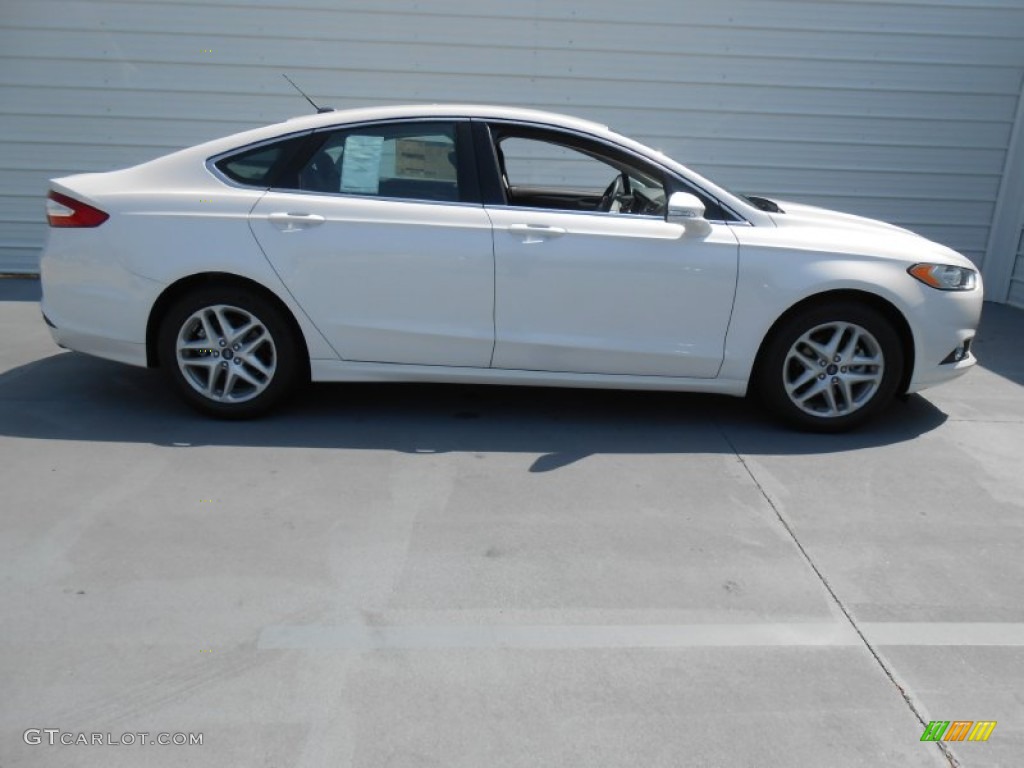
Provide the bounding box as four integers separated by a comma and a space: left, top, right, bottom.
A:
214, 135, 307, 187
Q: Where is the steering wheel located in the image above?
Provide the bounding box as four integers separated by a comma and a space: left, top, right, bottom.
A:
600, 173, 631, 213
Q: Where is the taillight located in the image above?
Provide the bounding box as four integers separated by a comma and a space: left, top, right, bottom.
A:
46, 190, 109, 228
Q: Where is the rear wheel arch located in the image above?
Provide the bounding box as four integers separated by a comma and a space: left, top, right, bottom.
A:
146, 273, 310, 379
752, 289, 915, 397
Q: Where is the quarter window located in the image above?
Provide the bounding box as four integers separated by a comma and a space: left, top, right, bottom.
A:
214, 135, 307, 186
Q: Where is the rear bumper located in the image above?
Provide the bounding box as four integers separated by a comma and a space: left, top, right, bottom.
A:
40, 229, 164, 368
45, 319, 148, 367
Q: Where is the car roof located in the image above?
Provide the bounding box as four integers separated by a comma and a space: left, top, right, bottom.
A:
279, 104, 609, 133
184, 104, 612, 161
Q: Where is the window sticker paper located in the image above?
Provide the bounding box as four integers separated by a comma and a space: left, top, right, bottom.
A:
341, 135, 385, 194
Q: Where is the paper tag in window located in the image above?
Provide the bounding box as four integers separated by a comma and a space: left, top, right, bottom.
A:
341, 135, 385, 194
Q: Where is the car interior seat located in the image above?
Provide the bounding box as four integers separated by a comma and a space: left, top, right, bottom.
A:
299, 150, 341, 193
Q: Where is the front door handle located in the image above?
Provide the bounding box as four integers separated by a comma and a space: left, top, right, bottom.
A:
267, 212, 326, 231
508, 224, 567, 243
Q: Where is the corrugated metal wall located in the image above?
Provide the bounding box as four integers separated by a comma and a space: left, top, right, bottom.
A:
1, 0, 1023, 286
1011, 226, 1024, 307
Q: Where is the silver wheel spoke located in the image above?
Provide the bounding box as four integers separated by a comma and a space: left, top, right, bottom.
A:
213, 307, 234, 339
792, 349, 819, 371
838, 327, 861, 363
785, 368, 817, 394
227, 319, 259, 346
206, 362, 219, 393
180, 357, 216, 373
851, 354, 880, 368
822, 382, 839, 414
839, 378, 855, 410
803, 338, 831, 362
233, 363, 261, 387
796, 378, 827, 404
239, 353, 272, 379
239, 330, 269, 355
222, 367, 247, 398
199, 313, 219, 345
822, 326, 845, 358
845, 371, 880, 385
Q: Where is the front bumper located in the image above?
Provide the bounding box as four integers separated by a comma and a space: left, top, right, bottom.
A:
904, 286, 983, 394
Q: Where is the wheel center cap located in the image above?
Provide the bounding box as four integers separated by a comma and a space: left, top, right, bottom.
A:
826, 363, 838, 375
222, 348, 234, 361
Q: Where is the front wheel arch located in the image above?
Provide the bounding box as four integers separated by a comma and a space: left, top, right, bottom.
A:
146, 272, 310, 381
751, 289, 915, 398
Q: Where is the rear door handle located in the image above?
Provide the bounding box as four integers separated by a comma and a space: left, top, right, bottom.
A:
268, 212, 326, 231
508, 224, 567, 242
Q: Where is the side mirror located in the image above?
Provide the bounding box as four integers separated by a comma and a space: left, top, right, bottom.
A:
666, 191, 712, 236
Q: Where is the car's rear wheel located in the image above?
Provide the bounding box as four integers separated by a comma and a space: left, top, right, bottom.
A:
158, 287, 301, 418
757, 301, 904, 432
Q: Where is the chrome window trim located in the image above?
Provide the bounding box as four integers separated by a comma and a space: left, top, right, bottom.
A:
482, 200, 741, 226
481, 203, 668, 222
257, 186, 485, 210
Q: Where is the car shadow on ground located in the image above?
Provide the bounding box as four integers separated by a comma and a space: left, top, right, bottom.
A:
0, 349, 949, 470
971, 302, 1024, 389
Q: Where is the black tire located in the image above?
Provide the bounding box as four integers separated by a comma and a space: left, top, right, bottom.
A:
157, 285, 302, 418
756, 301, 904, 432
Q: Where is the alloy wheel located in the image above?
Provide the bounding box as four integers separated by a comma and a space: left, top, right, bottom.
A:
175, 304, 277, 403
782, 321, 885, 418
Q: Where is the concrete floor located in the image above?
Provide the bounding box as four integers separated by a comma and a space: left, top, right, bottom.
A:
1, 277, 1022, 767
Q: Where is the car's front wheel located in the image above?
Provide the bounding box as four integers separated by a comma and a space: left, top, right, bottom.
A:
158, 286, 301, 418
757, 301, 904, 432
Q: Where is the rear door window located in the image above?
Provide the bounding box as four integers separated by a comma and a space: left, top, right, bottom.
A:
281, 122, 465, 203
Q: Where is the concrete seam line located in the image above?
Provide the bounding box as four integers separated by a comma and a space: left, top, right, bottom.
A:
718, 427, 961, 768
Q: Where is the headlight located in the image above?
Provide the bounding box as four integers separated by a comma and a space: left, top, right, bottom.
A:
908, 263, 978, 291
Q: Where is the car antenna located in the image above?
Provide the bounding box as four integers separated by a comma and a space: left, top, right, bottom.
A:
282, 74, 334, 114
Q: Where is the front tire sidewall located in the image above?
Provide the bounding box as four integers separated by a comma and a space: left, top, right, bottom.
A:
758, 303, 903, 432
158, 287, 300, 419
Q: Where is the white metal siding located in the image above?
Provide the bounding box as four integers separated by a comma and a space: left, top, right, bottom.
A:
1010, 225, 1024, 308
1, 0, 1023, 276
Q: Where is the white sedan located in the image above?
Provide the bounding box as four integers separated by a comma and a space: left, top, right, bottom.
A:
40, 105, 982, 430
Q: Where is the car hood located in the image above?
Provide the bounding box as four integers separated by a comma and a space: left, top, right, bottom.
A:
746, 198, 977, 269
766, 199, 915, 236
